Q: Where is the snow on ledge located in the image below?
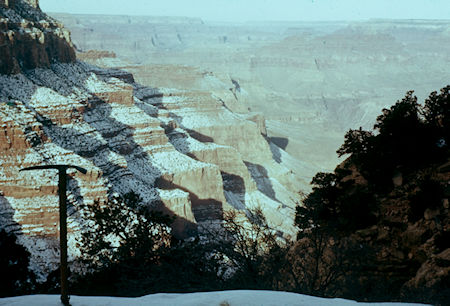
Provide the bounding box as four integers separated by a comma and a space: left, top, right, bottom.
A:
0, 290, 428, 306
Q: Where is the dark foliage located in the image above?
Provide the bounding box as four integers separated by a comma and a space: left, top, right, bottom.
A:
409, 178, 444, 222
79, 192, 174, 268
288, 230, 360, 297
423, 85, 450, 145
0, 230, 35, 297
72, 236, 226, 296
72, 192, 174, 296
72, 200, 292, 296
337, 87, 449, 189
336, 128, 375, 161
216, 208, 291, 290
297, 171, 376, 233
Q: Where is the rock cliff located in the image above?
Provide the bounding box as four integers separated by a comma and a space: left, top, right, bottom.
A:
336, 160, 450, 303
0, 5, 304, 281
0, 0, 75, 74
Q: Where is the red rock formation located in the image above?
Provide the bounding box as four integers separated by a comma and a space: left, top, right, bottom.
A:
93, 80, 135, 106
0, 0, 75, 74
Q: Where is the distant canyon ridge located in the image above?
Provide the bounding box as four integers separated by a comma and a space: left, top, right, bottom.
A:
53, 13, 450, 171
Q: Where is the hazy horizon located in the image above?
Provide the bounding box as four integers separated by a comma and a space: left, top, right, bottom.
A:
40, 0, 450, 22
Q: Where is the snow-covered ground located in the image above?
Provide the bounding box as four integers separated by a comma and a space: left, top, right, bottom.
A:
0, 290, 427, 306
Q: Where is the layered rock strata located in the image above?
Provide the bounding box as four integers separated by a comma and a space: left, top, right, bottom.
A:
0, 60, 304, 279
0, 0, 75, 74
0, 2, 304, 281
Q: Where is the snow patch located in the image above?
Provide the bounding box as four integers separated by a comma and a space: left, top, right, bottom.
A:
0, 290, 428, 306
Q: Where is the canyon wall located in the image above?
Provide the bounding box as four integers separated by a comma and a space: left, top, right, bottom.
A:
0, 4, 305, 280
0, 0, 75, 74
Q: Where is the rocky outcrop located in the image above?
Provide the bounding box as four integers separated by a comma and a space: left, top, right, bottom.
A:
321, 160, 450, 304
1, 0, 39, 8
0, 0, 75, 74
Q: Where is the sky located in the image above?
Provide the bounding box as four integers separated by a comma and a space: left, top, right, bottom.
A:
39, 0, 450, 22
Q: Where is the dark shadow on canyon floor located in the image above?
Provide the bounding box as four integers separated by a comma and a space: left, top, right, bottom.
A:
155, 176, 223, 225
266, 137, 282, 164
244, 161, 278, 203
269, 136, 289, 150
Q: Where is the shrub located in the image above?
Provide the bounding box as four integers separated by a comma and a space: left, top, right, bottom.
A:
72, 192, 173, 296
0, 230, 35, 297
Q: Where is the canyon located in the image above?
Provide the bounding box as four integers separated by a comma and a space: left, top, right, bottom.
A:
0, 0, 304, 280
1, 1, 449, 299
52, 13, 450, 171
